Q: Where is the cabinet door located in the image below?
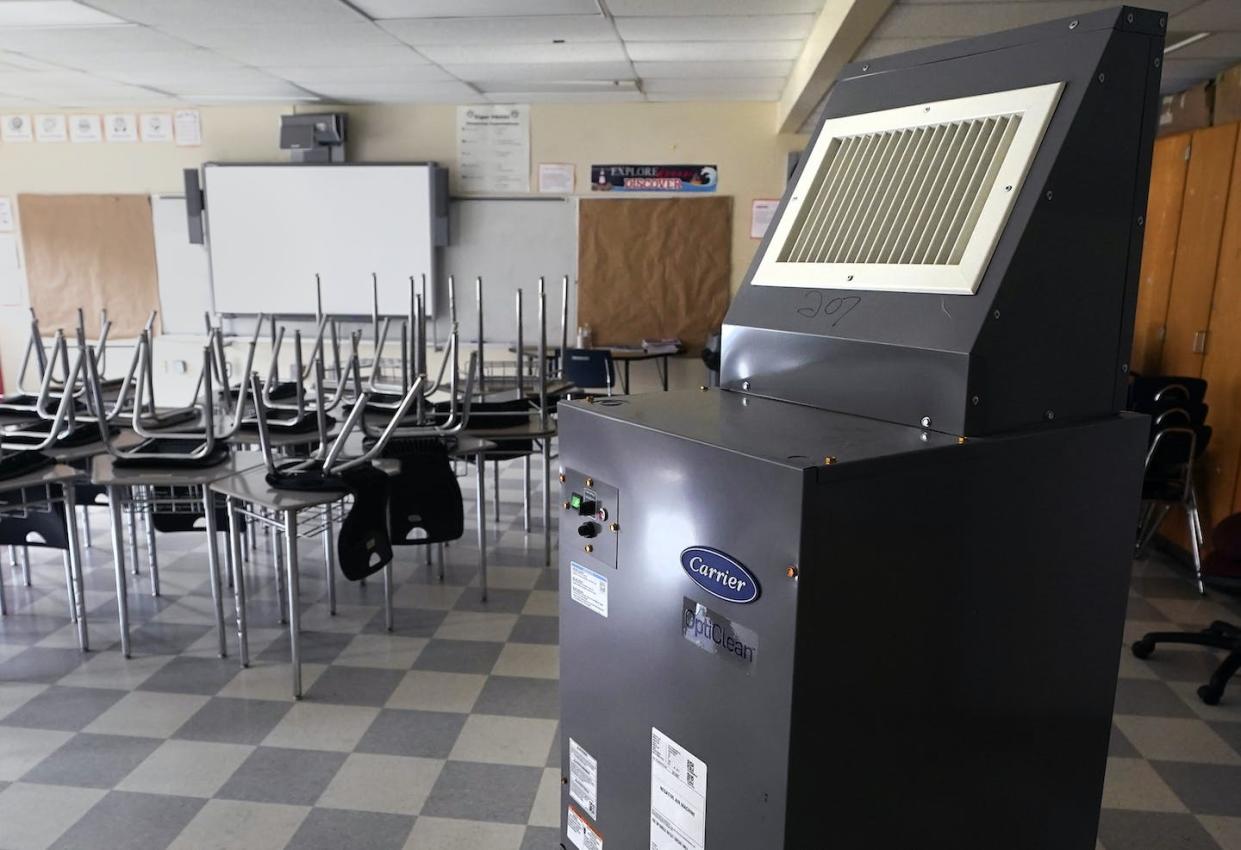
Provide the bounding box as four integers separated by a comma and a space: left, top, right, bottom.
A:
1131, 133, 1190, 376
1163, 124, 1238, 379
1201, 132, 1241, 533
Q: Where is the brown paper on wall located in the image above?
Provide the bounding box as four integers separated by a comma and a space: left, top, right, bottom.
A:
18, 194, 161, 337
578, 196, 731, 350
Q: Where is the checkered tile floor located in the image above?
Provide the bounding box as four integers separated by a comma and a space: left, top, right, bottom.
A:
1, 457, 1240, 849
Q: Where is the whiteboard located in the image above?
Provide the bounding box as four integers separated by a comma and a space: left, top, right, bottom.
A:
152, 194, 212, 335
443, 197, 576, 345
204, 164, 434, 317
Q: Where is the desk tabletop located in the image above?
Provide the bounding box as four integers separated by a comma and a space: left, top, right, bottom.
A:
50, 429, 144, 463
209, 464, 345, 511
0, 463, 80, 494
91, 450, 266, 488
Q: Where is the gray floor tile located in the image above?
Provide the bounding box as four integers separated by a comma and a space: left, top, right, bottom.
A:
412, 640, 504, 674
1096, 809, 1224, 850
173, 697, 293, 745
1109, 722, 1141, 760
520, 825, 561, 850
139, 656, 246, 696
258, 631, 354, 665
453, 589, 532, 615
0, 646, 87, 683
303, 665, 405, 707
421, 761, 543, 824
533, 569, 558, 592
546, 725, 560, 768
0, 685, 126, 731
356, 708, 467, 759
473, 676, 559, 720
50, 790, 206, 850
22, 732, 162, 788
509, 616, 558, 646
129, 621, 214, 655
1211, 722, 1241, 759
285, 807, 415, 850
363, 607, 447, 637
1153, 762, 1241, 817
216, 746, 347, 806
1113, 679, 1198, 718
0, 613, 72, 644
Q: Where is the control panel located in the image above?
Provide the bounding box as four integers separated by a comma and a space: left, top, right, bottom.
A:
561, 468, 620, 569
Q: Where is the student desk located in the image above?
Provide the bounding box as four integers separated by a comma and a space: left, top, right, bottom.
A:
0, 462, 87, 650
90, 451, 266, 659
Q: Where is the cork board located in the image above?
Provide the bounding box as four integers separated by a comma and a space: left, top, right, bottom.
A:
578, 196, 731, 349
18, 194, 161, 337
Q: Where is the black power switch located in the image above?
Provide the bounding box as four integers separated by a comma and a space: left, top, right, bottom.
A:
577, 522, 600, 539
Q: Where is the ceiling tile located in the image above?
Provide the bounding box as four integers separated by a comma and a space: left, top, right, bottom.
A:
0, 95, 47, 106
0, 50, 67, 71
634, 59, 793, 77
0, 24, 194, 54
626, 41, 803, 61
645, 91, 775, 101
172, 22, 400, 52
0, 1, 127, 27
851, 36, 953, 62
238, 44, 430, 68
264, 64, 454, 84
381, 15, 615, 45
617, 15, 814, 42
301, 79, 486, 103
1168, 0, 1241, 31
168, 80, 319, 99
418, 41, 628, 64
104, 68, 291, 88
473, 78, 635, 92
642, 77, 784, 95
610, 0, 822, 14
871, 2, 1175, 40
353, 0, 598, 19
84, 0, 366, 27
55, 49, 244, 73
444, 60, 634, 82
487, 90, 644, 102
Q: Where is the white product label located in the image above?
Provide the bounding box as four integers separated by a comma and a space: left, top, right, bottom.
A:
569, 738, 599, 818
567, 805, 603, 850
650, 727, 707, 850
570, 561, 608, 618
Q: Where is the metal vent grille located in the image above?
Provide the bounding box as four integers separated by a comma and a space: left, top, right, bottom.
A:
754, 83, 1063, 295
780, 114, 1023, 266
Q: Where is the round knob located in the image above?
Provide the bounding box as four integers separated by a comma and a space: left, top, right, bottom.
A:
578, 522, 599, 539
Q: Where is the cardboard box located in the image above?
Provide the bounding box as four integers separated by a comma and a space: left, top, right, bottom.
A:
1158, 81, 1213, 137
1215, 63, 1241, 127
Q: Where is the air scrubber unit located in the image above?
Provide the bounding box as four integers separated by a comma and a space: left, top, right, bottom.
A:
557, 7, 1165, 850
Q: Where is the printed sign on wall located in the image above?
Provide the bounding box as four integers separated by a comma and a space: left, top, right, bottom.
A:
35, 114, 67, 142
590, 164, 718, 193
1, 114, 33, 142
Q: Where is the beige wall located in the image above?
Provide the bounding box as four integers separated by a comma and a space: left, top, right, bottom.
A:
0, 100, 805, 389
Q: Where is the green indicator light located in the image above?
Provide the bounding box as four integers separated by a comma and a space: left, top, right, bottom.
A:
570, 494, 582, 509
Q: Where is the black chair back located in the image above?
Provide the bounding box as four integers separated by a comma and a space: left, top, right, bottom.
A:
563, 348, 613, 393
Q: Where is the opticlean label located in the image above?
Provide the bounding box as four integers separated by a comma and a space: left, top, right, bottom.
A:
682, 597, 758, 675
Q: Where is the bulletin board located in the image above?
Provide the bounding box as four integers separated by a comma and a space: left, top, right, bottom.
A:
578, 196, 731, 349
18, 194, 161, 337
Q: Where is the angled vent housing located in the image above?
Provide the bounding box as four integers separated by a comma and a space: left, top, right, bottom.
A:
755, 84, 1062, 295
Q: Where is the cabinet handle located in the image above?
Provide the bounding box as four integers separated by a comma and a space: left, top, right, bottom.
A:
1192, 330, 1207, 354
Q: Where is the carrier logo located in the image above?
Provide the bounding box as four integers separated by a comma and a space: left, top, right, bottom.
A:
680, 547, 760, 603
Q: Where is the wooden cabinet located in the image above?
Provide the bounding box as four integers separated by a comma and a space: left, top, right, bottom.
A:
1132, 122, 1241, 545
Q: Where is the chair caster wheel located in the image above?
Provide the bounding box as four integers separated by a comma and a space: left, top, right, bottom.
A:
1132, 639, 1155, 659
1198, 685, 1221, 706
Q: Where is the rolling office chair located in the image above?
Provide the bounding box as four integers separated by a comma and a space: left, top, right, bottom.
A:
1130, 376, 1212, 593
562, 348, 614, 399
1133, 512, 1241, 705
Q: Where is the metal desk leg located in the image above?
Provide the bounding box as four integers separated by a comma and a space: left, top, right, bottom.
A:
63, 484, 87, 652
659, 355, 669, 391
523, 455, 531, 533
0, 554, 6, 615
323, 503, 337, 616
81, 502, 92, 549
476, 453, 488, 602
127, 497, 140, 576
7, 545, 15, 578
20, 546, 30, 587
144, 489, 160, 597
62, 555, 77, 621
202, 485, 226, 658
284, 509, 302, 699
437, 542, 445, 583
227, 496, 249, 667
273, 528, 287, 625
543, 437, 552, 567
383, 562, 394, 632
493, 460, 501, 523
622, 360, 631, 394
106, 485, 131, 658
